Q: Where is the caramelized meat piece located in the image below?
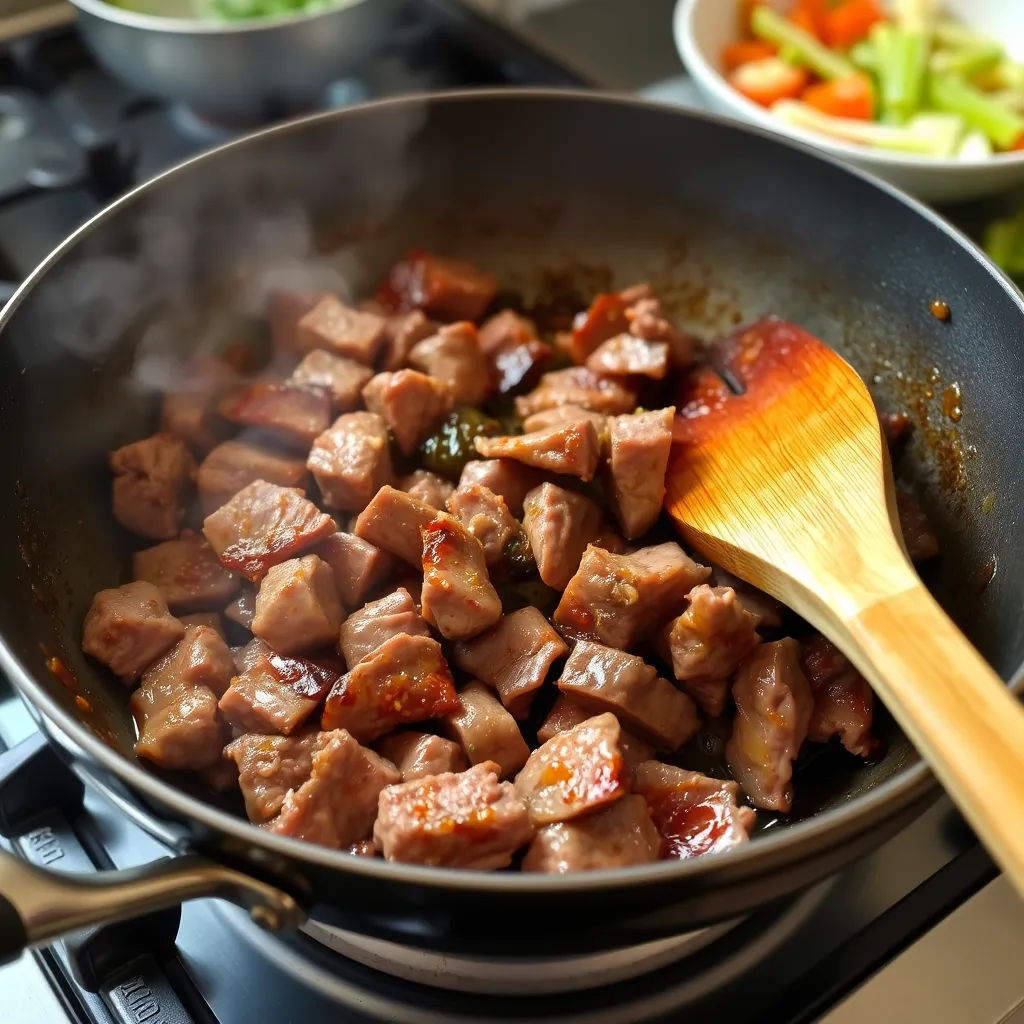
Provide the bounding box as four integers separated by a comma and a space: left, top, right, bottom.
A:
196, 440, 308, 516
896, 490, 939, 562
407, 322, 491, 405
337, 587, 430, 669
443, 680, 531, 778
522, 405, 608, 436
420, 513, 502, 640
307, 412, 393, 512
446, 482, 522, 568
313, 531, 395, 608
522, 482, 604, 591
82, 581, 185, 681
321, 633, 458, 742
453, 607, 568, 719
727, 639, 813, 812
474, 420, 601, 482
218, 383, 331, 447
179, 611, 225, 636
514, 367, 638, 418
478, 309, 537, 357
202, 480, 335, 581
374, 762, 532, 869
381, 310, 438, 371
479, 310, 552, 394
109, 433, 196, 541
604, 407, 675, 539
376, 731, 468, 782
458, 460, 542, 517
800, 636, 876, 758
554, 542, 710, 650
557, 641, 699, 750
224, 730, 320, 823
586, 335, 669, 379
251, 554, 344, 655
160, 354, 235, 451
362, 369, 453, 456
224, 586, 256, 630
353, 484, 435, 566
708, 565, 785, 630
296, 295, 387, 364
523, 795, 660, 874
568, 293, 629, 364
376, 250, 498, 322
625, 296, 694, 368
536, 696, 654, 771
660, 585, 761, 717
267, 289, 327, 355
398, 470, 454, 510
634, 761, 756, 858
289, 349, 374, 410
132, 531, 239, 613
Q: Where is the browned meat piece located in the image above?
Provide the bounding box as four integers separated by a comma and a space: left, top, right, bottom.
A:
224, 730, 320, 823
203, 480, 335, 581
557, 641, 699, 750
634, 761, 756, 858
800, 636, 877, 758
478, 309, 536, 357
880, 410, 912, 444
131, 625, 234, 769
458, 460, 542, 517
521, 406, 608, 436
535, 696, 654, 772
625, 297, 694, 368
523, 795, 660, 874
453, 607, 568, 720
727, 639, 813, 812
362, 370, 453, 456
568, 293, 630, 364
297, 295, 387, 364
554, 542, 710, 650
313, 531, 395, 608
443, 680, 531, 778
321, 633, 458, 743
289, 350, 374, 410
421, 513, 502, 641
132, 531, 240, 613
398, 470, 454, 510
224, 587, 256, 630
382, 310, 439, 371
179, 612, 225, 636
708, 565, 785, 630
82, 581, 185, 681
353, 484, 435, 566
896, 490, 939, 562
660, 585, 761, 717
603, 407, 675, 540
109, 433, 196, 541
337, 587, 430, 669
474, 420, 600, 482
307, 412, 394, 512
374, 761, 532, 869
376, 250, 498, 322
196, 441, 308, 516
477, 311, 551, 393
407, 322, 491, 405
267, 289, 326, 355
160, 354, 236, 451
218, 383, 331, 448
233, 636, 272, 673
376, 731, 468, 782
514, 712, 626, 826
522, 482, 603, 591
251, 554, 344, 655
514, 367, 638, 419
270, 729, 399, 848
446, 482, 522, 568
585, 335, 669, 379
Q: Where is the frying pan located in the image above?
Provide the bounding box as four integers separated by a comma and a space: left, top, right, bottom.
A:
0, 89, 1022, 965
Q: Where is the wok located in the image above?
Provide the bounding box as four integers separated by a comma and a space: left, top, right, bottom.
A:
0, 89, 1022, 965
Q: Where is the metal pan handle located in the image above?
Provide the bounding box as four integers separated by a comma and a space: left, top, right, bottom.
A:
0, 846, 305, 966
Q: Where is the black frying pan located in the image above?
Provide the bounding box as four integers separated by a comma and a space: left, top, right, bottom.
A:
0, 89, 1022, 964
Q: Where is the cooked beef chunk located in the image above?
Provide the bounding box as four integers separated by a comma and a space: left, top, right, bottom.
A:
398, 470, 454, 510
523, 794, 660, 873
604, 407, 675, 540
307, 412, 394, 512
514, 712, 626, 826
522, 482, 604, 591
554, 542, 710, 650
224, 730, 320, 823
224, 586, 256, 630
708, 565, 785, 629
880, 410, 913, 444
132, 531, 240, 613
633, 761, 756, 858
376, 731, 468, 782
233, 636, 272, 673
382, 310, 439, 371
800, 636, 876, 758
289, 350, 374, 410
452, 607, 568, 719
131, 625, 234, 769
408, 322, 491, 405
374, 761, 532, 869
179, 611, 225, 636
568, 293, 630, 364
251, 554, 344, 655
160, 354, 236, 451
586, 335, 669, 379
478, 309, 536, 357
269, 729, 399, 848
353, 484, 436, 566
557, 641, 699, 750
297, 295, 387, 364
625, 297, 694, 368
515, 367, 638, 419
660, 585, 761, 716
382, 575, 423, 610
313, 531, 395, 608
203, 480, 335, 581
458, 460, 542, 517
218, 383, 331, 447
421, 513, 503, 640
362, 369, 453, 456
321, 633, 458, 742
536, 696, 653, 772
196, 440, 308, 516
376, 250, 498, 322
446, 482, 522, 568
110, 433, 196, 541
337, 587, 430, 669
443, 680, 531, 778
727, 638, 813, 813
474, 420, 601, 482
521, 405, 608, 436
82, 581, 185, 681
478, 310, 552, 394
267, 289, 327, 355
896, 490, 939, 562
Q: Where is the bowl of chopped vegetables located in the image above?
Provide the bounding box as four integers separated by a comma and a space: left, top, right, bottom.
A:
675, 0, 1024, 202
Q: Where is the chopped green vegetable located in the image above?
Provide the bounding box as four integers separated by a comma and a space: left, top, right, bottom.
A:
894, 0, 934, 34
932, 18, 984, 51
984, 213, 1024, 277
501, 530, 536, 579
928, 72, 1024, 149
879, 28, 929, 122
418, 407, 502, 480
849, 39, 879, 74
199, 0, 344, 17
930, 42, 1003, 79
750, 5, 854, 81
956, 129, 993, 159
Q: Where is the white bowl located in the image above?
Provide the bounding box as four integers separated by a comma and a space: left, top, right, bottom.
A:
674, 0, 1024, 202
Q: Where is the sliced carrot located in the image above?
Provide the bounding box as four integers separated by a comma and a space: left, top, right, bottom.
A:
802, 72, 876, 120
824, 0, 886, 50
729, 57, 810, 108
722, 40, 779, 72
1013, 134, 1024, 151
790, 0, 829, 39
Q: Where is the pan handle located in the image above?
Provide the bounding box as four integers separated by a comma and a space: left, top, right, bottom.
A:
0, 846, 305, 966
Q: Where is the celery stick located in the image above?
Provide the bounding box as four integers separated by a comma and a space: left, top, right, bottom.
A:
750, 5, 854, 81
881, 28, 929, 122
850, 39, 878, 74
929, 72, 1024, 148
931, 42, 1003, 79
894, 0, 934, 34
779, 43, 802, 66
933, 19, 984, 51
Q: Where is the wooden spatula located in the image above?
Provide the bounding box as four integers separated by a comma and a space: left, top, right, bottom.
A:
665, 316, 1024, 895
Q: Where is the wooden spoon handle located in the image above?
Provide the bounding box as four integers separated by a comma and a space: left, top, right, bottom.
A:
840, 582, 1024, 893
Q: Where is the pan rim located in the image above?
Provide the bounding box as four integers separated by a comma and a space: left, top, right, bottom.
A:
1, 86, 1021, 894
